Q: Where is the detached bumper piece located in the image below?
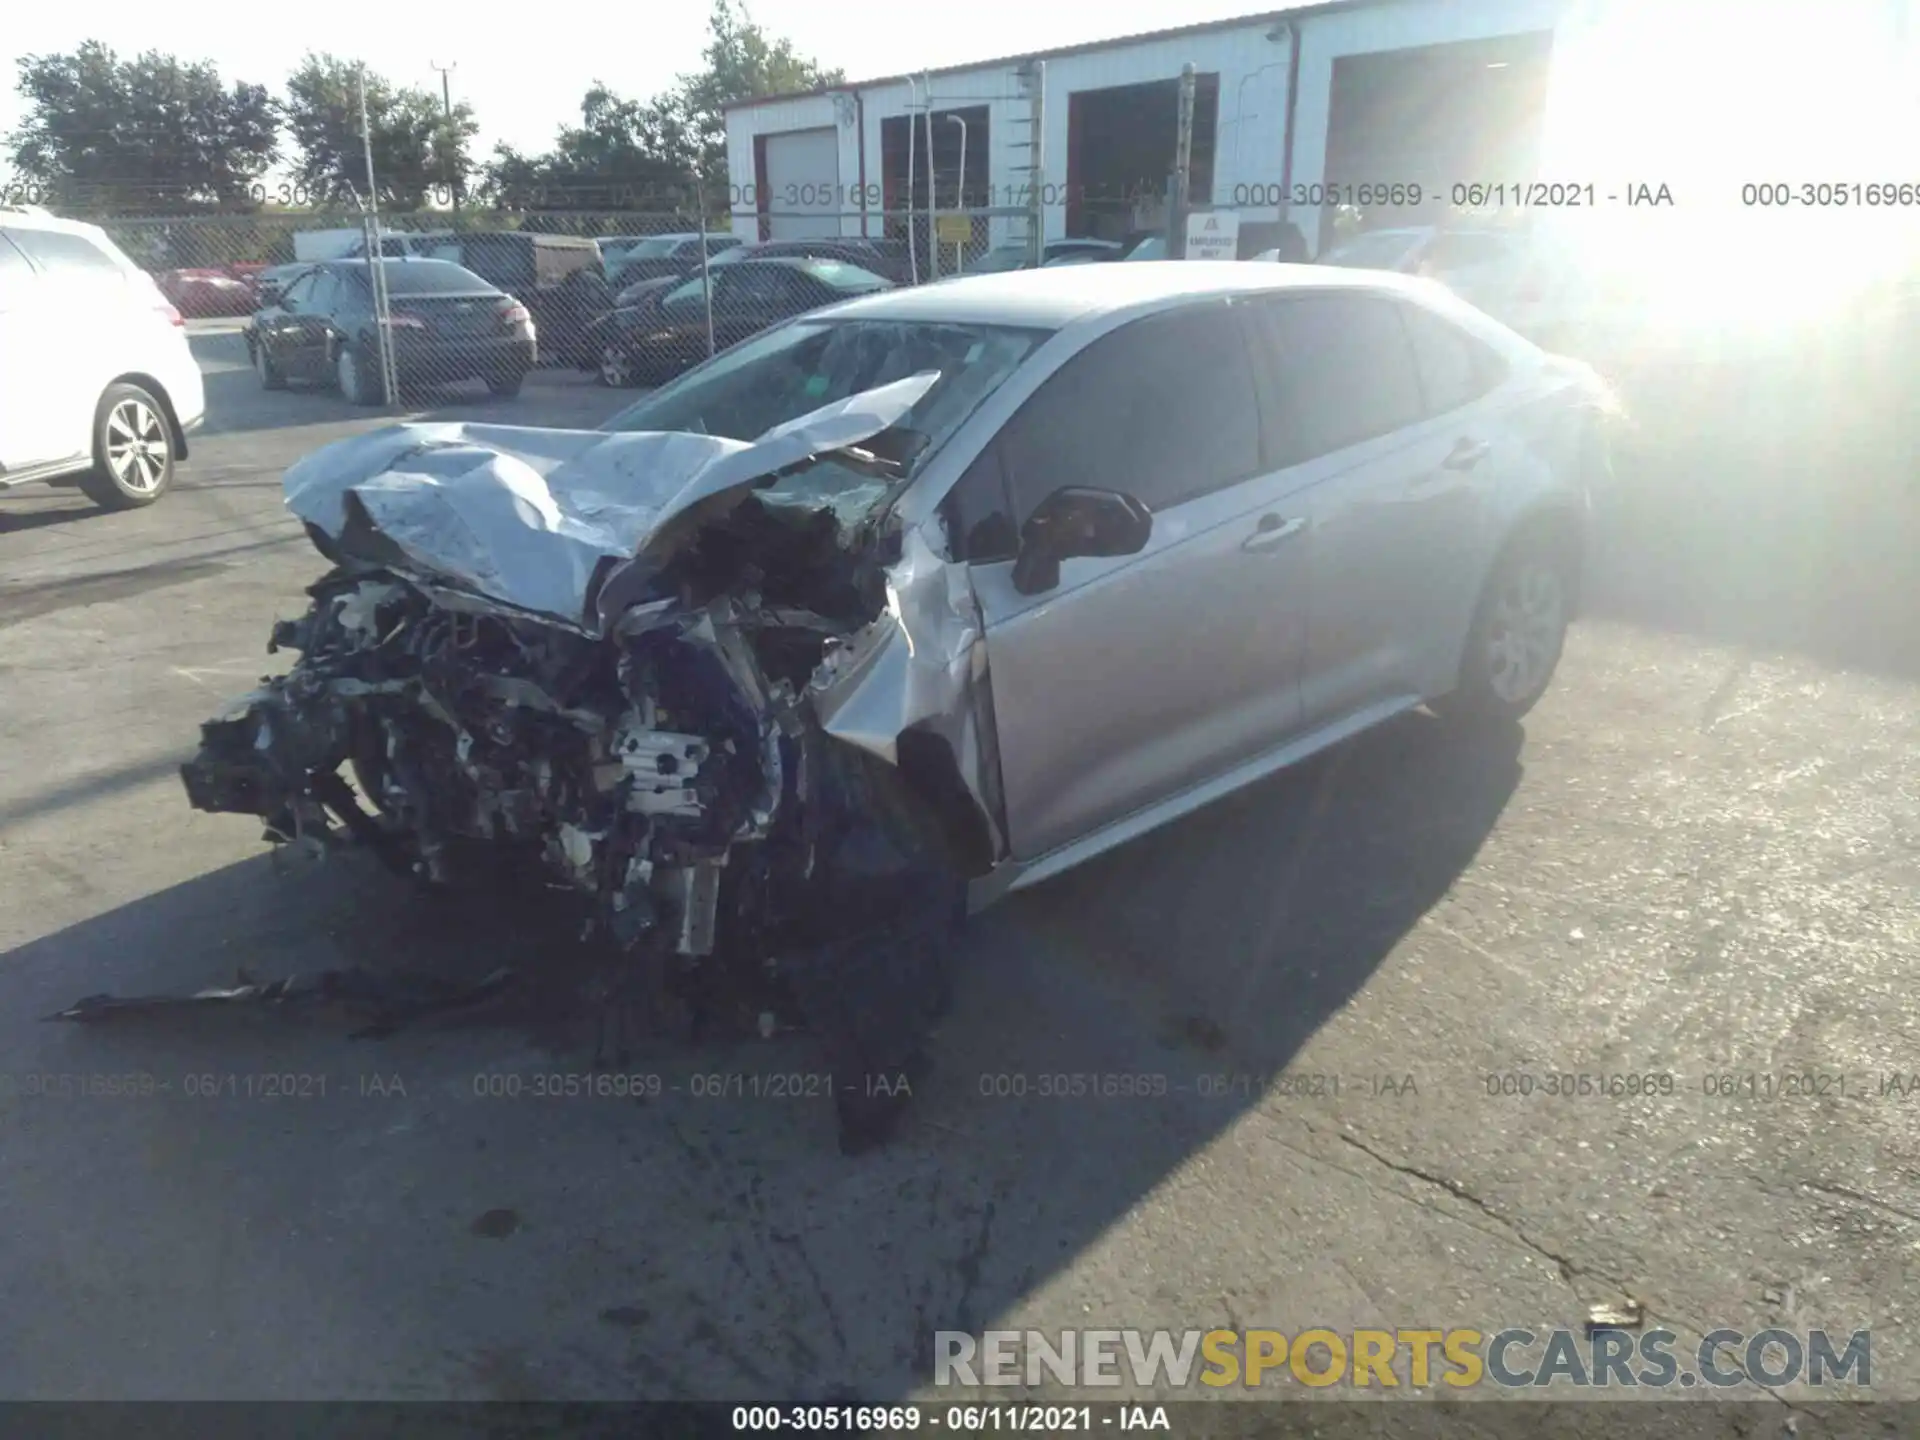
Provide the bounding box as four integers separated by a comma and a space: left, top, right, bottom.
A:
47, 966, 514, 1038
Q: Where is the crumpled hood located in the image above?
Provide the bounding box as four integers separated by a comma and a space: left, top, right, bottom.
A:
283, 371, 939, 632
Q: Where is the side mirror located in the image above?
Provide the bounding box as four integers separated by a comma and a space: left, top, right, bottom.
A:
1010, 486, 1154, 596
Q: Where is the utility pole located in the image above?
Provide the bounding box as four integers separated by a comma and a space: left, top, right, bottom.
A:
1170, 63, 1196, 259
358, 65, 399, 408
430, 59, 459, 214
924, 77, 939, 282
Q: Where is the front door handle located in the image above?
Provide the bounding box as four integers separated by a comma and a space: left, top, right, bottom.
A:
1444, 438, 1492, 471
1242, 514, 1306, 552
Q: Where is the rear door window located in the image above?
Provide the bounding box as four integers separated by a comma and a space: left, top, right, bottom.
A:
8, 227, 127, 301
1398, 302, 1507, 415
1244, 293, 1426, 466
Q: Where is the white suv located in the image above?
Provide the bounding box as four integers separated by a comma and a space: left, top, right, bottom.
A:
0, 207, 206, 508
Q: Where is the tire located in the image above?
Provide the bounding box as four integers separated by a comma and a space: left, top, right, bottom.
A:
597, 343, 634, 388
79, 383, 174, 510
485, 368, 527, 398
253, 340, 286, 390
1434, 528, 1575, 725
335, 344, 379, 406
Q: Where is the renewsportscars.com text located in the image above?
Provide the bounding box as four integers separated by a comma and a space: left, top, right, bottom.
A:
934, 1327, 1872, 1390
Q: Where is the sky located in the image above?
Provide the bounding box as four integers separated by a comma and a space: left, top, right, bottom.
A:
0, 0, 1270, 179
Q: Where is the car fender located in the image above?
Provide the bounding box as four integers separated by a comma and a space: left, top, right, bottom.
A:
806, 516, 1009, 871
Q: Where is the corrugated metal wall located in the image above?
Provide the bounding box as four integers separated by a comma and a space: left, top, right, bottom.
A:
724, 0, 1579, 254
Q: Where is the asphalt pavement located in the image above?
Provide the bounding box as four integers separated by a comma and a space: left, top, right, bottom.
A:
1, 325, 1917, 1423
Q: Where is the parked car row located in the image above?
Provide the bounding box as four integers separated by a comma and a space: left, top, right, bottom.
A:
227, 215, 1611, 407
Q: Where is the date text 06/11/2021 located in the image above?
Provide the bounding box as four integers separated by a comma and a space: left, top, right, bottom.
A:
729, 1404, 1169, 1431
0, 1072, 408, 1100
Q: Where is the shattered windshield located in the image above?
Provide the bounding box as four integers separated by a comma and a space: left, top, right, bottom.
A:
601, 317, 1049, 503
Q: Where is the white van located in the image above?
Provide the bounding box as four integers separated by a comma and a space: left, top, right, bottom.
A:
0, 206, 206, 508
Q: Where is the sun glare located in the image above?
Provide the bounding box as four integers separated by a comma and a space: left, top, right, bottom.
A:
1534, 0, 1920, 333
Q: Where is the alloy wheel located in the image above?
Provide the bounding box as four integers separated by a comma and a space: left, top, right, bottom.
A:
1484, 560, 1566, 704
104, 399, 169, 494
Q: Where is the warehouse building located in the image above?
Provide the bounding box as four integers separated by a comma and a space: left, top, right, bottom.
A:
723, 0, 1585, 260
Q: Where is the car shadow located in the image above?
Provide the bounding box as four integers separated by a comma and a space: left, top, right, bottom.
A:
0, 492, 122, 534
2, 707, 1520, 1398
1576, 300, 1920, 683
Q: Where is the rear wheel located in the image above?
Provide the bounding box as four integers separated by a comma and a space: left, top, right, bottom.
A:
79, 384, 174, 509
485, 368, 527, 398
1434, 532, 1574, 725
254, 340, 286, 390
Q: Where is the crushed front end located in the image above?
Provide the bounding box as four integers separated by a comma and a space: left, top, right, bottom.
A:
178, 393, 994, 1149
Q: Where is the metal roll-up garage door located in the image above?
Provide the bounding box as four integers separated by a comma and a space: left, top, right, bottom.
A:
763, 128, 842, 240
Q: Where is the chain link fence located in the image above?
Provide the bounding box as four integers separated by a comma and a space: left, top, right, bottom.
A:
87, 203, 1032, 402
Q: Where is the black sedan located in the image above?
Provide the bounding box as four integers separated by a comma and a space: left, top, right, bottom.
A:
244, 258, 537, 404
586, 256, 892, 388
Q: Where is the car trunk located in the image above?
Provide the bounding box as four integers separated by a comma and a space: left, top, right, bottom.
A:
387, 293, 509, 340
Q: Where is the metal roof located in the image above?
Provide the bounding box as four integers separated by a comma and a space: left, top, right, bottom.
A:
723, 0, 1373, 112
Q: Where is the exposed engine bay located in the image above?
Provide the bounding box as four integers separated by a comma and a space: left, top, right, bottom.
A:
176, 377, 1000, 1149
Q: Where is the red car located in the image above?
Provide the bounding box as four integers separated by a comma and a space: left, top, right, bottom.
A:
155, 266, 259, 318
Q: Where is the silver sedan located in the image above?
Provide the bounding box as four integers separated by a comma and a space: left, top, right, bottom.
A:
180, 260, 1616, 1145
597, 260, 1614, 896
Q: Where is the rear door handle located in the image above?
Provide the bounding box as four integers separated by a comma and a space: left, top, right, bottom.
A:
1242, 514, 1306, 552
1444, 438, 1492, 471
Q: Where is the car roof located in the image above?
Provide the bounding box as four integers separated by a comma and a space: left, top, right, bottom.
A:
0, 206, 104, 237
704, 255, 869, 274
816, 261, 1443, 328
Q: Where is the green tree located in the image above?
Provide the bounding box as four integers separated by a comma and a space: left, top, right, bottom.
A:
482, 84, 698, 210
483, 1, 838, 212
7, 42, 278, 213
279, 54, 478, 211
677, 0, 844, 194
